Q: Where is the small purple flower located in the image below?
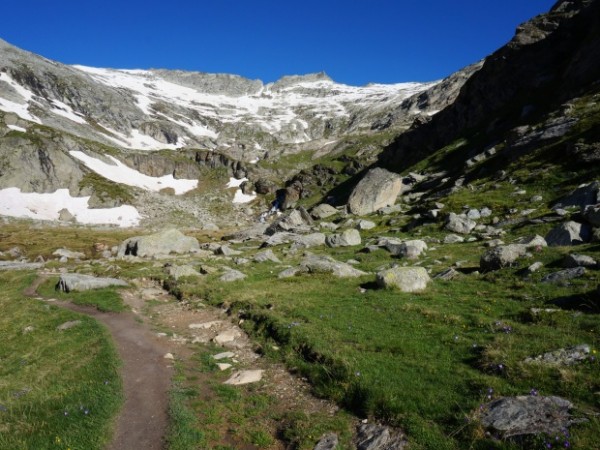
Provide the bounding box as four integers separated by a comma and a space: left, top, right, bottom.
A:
530, 388, 538, 396
564, 441, 570, 448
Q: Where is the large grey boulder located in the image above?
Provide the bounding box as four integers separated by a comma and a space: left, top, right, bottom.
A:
348, 168, 402, 216
262, 232, 326, 248
445, 213, 476, 234
253, 249, 281, 263
480, 396, 575, 439
545, 221, 591, 246
480, 244, 528, 271
376, 267, 431, 292
219, 269, 247, 282
117, 229, 200, 258
514, 234, 547, 249
553, 181, 599, 209
326, 229, 362, 247
300, 254, 367, 278
385, 239, 427, 259
56, 273, 128, 292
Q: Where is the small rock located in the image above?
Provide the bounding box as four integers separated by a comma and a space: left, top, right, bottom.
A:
563, 254, 597, 268
480, 244, 527, 271
53, 248, 85, 260
310, 204, 339, 220
542, 267, 586, 283
164, 353, 175, 360
217, 363, 232, 371
445, 213, 476, 234
313, 432, 339, 450
527, 261, 544, 273
356, 423, 407, 450
443, 234, 465, 244
223, 370, 264, 385
219, 269, 246, 282
56, 320, 82, 331
480, 396, 575, 439
217, 245, 242, 257
326, 229, 362, 247
253, 249, 281, 263
524, 344, 590, 366
189, 321, 222, 329
545, 221, 591, 246
356, 220, 376, 230
214, 329, 242, 345
23, 326, 34, 334
213, 351, 235, 360
433, 268, 461, 281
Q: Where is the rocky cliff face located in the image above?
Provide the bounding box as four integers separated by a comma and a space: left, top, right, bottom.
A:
378, 0, 600, 173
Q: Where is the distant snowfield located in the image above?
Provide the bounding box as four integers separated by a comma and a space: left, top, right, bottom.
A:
225, 177, 256, 203
70, 150, 198, 194
0, 187, 141, 227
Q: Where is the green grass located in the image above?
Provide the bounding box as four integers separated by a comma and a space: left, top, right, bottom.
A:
0, 271, 122, 450
36, 277, 128, 313
170, 238, 600, 449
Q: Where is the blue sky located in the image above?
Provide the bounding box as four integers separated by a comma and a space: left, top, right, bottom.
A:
2, 0, 556, 86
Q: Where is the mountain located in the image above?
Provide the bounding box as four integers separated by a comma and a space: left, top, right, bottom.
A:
0, 37, 472, 228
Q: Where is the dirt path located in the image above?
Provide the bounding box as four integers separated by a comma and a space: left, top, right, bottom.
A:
26, 275, 174, 450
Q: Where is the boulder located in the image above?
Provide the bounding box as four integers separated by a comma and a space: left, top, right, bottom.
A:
262, 232, 326, 248
0, 261, 44, 271
524, 344, 590, 366
386, 240, 427, 259
56, 273, 128, 292
301, 254, 367, 278
253, 249, 281, 263
117, 229, 200, 258
266, 209, 312, 235
355, 423, 407, 450
480, 396, 575, 439
223, 370, 264, 385
443, 234, 465, 244
326, 229, 362, 247
545, 221, 591, 246
216, 245, 242, 257
583, 204, 600, 226
356, 219, 376, 230
166, 265, 201, 280
480, 244, 528, 271
434, 268, 461, 281
219, 269, 247, 282
376, 267, 431, 292
563, 253, 597, 268
445, 213, 476, 234
514, 234, 548, 249
313, 433, 339, 450
348, 168, 402, 216
542, 267, 586, 283
553, 181, 599, 209
310, 204, 339, 220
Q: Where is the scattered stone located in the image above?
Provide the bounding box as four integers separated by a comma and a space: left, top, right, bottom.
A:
376, 267, 431, 292
253, 249, 281, 263
542, 267, 586, 283
563, 253, 597, 268
56, 274, 128, 292
266, 209, 312, 234
189, 321, 222, 330
530, 195, 543, 202
0, 261, 44, 271
23, 326, 34, 334
355, 423, 407, 450
356, 219, 376, 230
445, 213, 476, 234
301, 254, 367, 278
466, 209, 481, 220
583, 204, 600, 227
219, 269, 247, 282
386, 240, 428, 259
313, 432, 339, 450
223, 370, 264, 385
348, 167, 403, 216
57, 208, 75, 222
166, 265, 201, 280
233, 257, 250, 265
117, 229, 200, 258
278, 266, 307, 278
164, 353, 174, 360
484, 239, 505, 248
319, 222, 339, 231
213, 351, 235, 360
310, 204, 339, 219
443, 234, 465, 244
527, 261, 544, 274
524, 344, 590, 366
545, 221, 591, 246
480, 207, 493, 217
56, 320, 82, 331
434, 268, 461, 281
52, 248, 85, 260
217, 245, 242, 257
326, 229, 362, 247
480, 244, 528, 271
214, 329, 242, 345
6, 246, 23, 258
553, 181, 599, 209
217, 363, 232, 371
480, 396, 576, 439
199, 265, 218, 275
514, 235, 548, 249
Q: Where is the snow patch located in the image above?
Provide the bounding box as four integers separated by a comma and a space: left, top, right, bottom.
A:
0, 72, 41, 123
49, 99, 87, 124
70, 151, 198, 194
7, 124, 27, 132
0, 187, 141, 227
226, 177, 248, 188
232, 189, 256, 204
